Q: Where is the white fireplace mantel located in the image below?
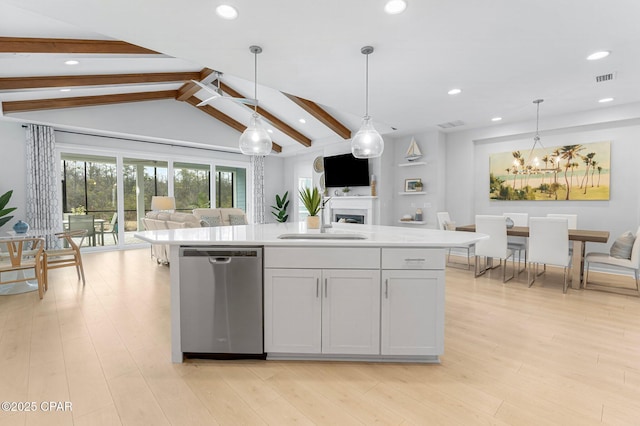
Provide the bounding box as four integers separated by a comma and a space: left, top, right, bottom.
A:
324, 196, 378, 225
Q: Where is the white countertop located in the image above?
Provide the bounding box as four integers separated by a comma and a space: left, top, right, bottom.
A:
134, 222, 487, 248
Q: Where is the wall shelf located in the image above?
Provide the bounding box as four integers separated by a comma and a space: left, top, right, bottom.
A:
398, 162, 426, 167
398, 192, 426, 195
398, 220, 427, 225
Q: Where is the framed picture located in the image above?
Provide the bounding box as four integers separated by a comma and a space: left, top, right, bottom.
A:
405, 178, 422, 192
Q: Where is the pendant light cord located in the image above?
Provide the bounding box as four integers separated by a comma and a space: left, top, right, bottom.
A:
365, 52, 369, 118
253, 50, 258, 114
526, 99, 544, 165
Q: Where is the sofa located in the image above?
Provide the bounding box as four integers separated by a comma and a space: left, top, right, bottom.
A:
142, 208, 247, 264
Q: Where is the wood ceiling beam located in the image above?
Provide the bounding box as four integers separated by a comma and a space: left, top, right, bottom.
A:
184, 96, 282, 153
0, 37, 159, 54
0, 72, 202, 90
218, 81, 312, 148
2, 90, 177, 113
176, 81, 201, 102
283, 93, 352, 140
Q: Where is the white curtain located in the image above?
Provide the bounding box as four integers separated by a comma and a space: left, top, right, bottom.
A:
25, 124, 60, 247
251, 155, 265, 224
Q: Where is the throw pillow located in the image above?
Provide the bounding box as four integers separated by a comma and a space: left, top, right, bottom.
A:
443, 220, 456, 231
610, 231, 635, 259
200, 215, 222, 227
228, 214, 247, 225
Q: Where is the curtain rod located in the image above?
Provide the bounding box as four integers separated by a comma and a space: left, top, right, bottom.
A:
20, 125, 237, 155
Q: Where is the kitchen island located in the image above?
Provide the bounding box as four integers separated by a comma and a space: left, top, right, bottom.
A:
135, 222, 486, 363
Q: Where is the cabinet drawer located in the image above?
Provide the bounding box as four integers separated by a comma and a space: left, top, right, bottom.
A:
265, 247, 380, 269
381, 248, 445, 270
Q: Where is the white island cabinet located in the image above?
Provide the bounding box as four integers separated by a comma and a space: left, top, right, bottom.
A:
381, 248, 445, 356
133, 222, 487, 363
264, 247, 381, 357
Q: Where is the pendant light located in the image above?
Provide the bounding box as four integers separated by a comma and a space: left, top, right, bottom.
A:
239, 45, 272, 156
351, 46, 384, 159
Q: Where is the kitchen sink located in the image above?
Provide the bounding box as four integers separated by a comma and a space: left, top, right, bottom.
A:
277, 233, 368, 240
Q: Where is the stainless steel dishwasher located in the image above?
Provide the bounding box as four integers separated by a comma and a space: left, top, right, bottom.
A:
179, 246, 264, 358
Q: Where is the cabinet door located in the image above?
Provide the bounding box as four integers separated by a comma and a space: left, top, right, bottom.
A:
264, 269, 322, 353
381, 270, 444, 356
322, 269, 381, 355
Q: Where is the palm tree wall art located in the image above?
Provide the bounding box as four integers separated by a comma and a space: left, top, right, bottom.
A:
488, 141, 610, 201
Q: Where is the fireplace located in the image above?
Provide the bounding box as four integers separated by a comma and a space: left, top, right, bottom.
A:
335, 213, 365, 224
326, 196, 378, 225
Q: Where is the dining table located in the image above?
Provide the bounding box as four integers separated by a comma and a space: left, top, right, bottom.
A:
456, 224, 610, 289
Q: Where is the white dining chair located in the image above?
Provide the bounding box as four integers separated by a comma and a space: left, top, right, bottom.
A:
475, 215, 515, 282
584, 225, 640, 295
546, 213, 578, 229
436, 211, 473, 270
527, 217, 572, 293
547, 213, 579, 256
503, 212, 528, 272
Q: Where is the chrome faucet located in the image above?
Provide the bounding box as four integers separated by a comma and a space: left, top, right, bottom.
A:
320, 197, 332, 233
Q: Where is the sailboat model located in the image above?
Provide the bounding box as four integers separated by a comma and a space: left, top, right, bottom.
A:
405, 137, 423, 161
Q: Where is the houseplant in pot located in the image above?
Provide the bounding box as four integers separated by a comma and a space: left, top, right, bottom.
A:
271, 191, 289, 223
299, 187, 322, 229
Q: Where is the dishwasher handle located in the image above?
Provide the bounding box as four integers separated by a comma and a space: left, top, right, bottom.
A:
209, 257, 232, 264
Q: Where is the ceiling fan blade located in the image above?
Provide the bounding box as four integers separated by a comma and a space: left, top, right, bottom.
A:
191, 80, 222, 96
233, 98, 258, 106
196, 95, 218, 106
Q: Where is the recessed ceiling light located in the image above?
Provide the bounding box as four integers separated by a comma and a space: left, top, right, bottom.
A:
216, 4, 238, 20
491, 117, 502, 122
267, 129, 273, 133
298, 118, 306, 124
587, 51, 610, 61
447, 88, 462, 95
60, 88, 71, 92
64, 60, 79, 65
598, 97, 614, 103
384, 0, 407, 14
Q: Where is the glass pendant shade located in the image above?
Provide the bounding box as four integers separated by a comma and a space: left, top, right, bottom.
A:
351, 116, 384, 158
239, 113, 272, 155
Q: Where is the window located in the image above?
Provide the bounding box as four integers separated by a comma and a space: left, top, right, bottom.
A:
174, 162, 211, 211
61, 154, 117, 214
215, 166, 246, 210
123, 158, 168, 243
297, 177, 312, 220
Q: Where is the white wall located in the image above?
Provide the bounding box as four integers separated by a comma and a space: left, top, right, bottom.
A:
0, 120, 27, 231
445, 102, 640, 250
393, 131, 445, 228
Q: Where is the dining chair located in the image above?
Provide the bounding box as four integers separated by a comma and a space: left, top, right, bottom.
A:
43, 230, 87, 289
584, 225, 640, 295
436, 211, 473, 270
474, 215, 515, 282
0, 237, 46, 299
503, 212, 528, 273
68, 214, 96, 246
102, 212, 118, 244
546, 213, 578, 229
527, 217, 572, 293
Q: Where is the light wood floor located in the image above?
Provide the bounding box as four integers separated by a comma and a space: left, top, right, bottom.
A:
1, 249, 640, 425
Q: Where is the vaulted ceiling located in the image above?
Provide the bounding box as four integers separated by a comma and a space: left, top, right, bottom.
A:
1, 0, 640, 156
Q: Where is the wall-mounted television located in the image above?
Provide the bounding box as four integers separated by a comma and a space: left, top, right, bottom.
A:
323, 153, 370, 187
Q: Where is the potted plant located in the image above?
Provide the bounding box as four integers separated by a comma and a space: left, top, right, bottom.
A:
414, 181, 424, 192
299, 187, 322, 229
342, 186, 351, 195
0, 190, 16, 229
271, 191, 289, 223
